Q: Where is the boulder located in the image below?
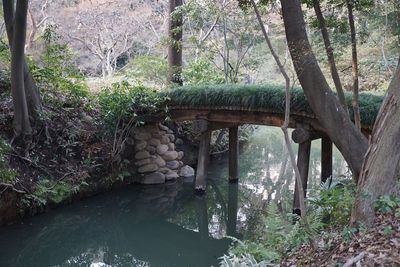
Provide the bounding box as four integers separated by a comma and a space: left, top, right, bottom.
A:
135, 151, 150, 160
148, 138, 161, 147
138, 163, 158, 173
158, 167, 171, 174
175, 138, 184, 145
165, 171, 179, 181
135, 132, 151, 141
162, 151, 178, 161
166, 134, 175, 142
156, 144, 169, 155
166, 160, 180, 170
168, 143, 175, 151
135, 140, 147, 151
179, 165, 195, 177
158, 123, 170, 131
152, 155, 166, 167
160, 135, 170, 144
135, 158, 151, 166
147, 145, 156, 154
177, 151, 184, 160
142, 172, 165, 184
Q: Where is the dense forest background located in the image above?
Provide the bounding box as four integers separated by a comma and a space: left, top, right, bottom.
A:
1, 0, 398, 91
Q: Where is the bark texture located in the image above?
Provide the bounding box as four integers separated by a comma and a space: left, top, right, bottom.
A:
168, 0, 183, 86
281, 0, 367, 180
351, 62, 400, 225
3, 0, 41, 122
10, 0, 31, 135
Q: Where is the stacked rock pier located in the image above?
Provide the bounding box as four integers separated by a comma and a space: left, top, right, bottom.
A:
131, 123, 194, 184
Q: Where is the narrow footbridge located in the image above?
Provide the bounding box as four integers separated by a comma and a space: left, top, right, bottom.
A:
162, 84, 383, 213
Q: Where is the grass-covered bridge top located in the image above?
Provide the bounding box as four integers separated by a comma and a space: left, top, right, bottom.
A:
165, 84, 384, 128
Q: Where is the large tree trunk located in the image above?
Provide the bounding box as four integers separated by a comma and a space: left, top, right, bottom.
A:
313, 0, 347, 114
167, 0, 183, 86
11, 0, 31, 136
280, 0, 367, 180
3, 0, 41, 122
347, 0, 361, 130
351, 61, 400, 225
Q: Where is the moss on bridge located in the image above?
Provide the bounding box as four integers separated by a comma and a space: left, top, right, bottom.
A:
165, 84, 384, 127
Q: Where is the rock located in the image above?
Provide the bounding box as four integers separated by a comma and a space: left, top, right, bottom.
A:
179, 161, 184, 167
167, 134, 175, 142
135, 140, 147, 151
148, 138, 161, 147
158, 167, 171, 174
158, 123, 169, 131
126, 137, 135, 146
138, 163, 159, 173
135, 132, 151, 141
175, 138, 184, 145
152, 132, 163, 139
162, 151, 178, 161
160, 135, 170, 144
152, 155, 166, 167
135, 158, 151, 166
179, 165, 195, 177
142, 172, 165, 184
177, 151, 184, 160
135, 151, 150, 160
166, 160, 180, 170
168, 143, 175, 151
165, 171, 179, 181
167, 129, 173, 134
147, 145, 156, 154
156, 144, 169, 155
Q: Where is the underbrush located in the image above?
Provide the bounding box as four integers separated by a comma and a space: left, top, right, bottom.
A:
220, 178, 357, 266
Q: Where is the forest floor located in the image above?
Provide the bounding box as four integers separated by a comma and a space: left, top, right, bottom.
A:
282, 210, 400, 266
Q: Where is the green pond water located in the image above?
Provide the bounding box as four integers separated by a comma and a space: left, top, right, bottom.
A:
0, 127, 346, 267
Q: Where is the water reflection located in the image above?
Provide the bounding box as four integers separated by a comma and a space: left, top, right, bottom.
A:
0, 126, 346, 267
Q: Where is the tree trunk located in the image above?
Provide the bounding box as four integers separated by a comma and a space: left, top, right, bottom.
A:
313, 0, 348, 114
167, 0, 183, 86
351, 61, 400, 225
3, 0, 41, 122
280, 0, 367, 180
347, 0, 361, 130
11, 0, 31, 136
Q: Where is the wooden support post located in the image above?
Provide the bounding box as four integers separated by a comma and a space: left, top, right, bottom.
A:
229, 126, 239, 182
195, 130, 211, 193
293, 140, 311, 216
321, 136, 333, 183
227, 182, 239, 237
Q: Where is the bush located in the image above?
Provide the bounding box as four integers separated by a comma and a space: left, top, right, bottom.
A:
308, 178, 356, 227
98, 81, 169, 131
0, 139, 18, 184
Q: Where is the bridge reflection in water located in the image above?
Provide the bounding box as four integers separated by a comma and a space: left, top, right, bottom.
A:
0, 180, 241, 267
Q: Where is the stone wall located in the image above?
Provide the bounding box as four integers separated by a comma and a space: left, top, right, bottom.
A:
129, 123, 195, 185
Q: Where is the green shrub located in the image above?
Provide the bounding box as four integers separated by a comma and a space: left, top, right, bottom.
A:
309, 179, 356, 226
0, 139, 18, 184
98, 81, 169, 131
225, 204, 323, 264
374, 195, 400, 214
